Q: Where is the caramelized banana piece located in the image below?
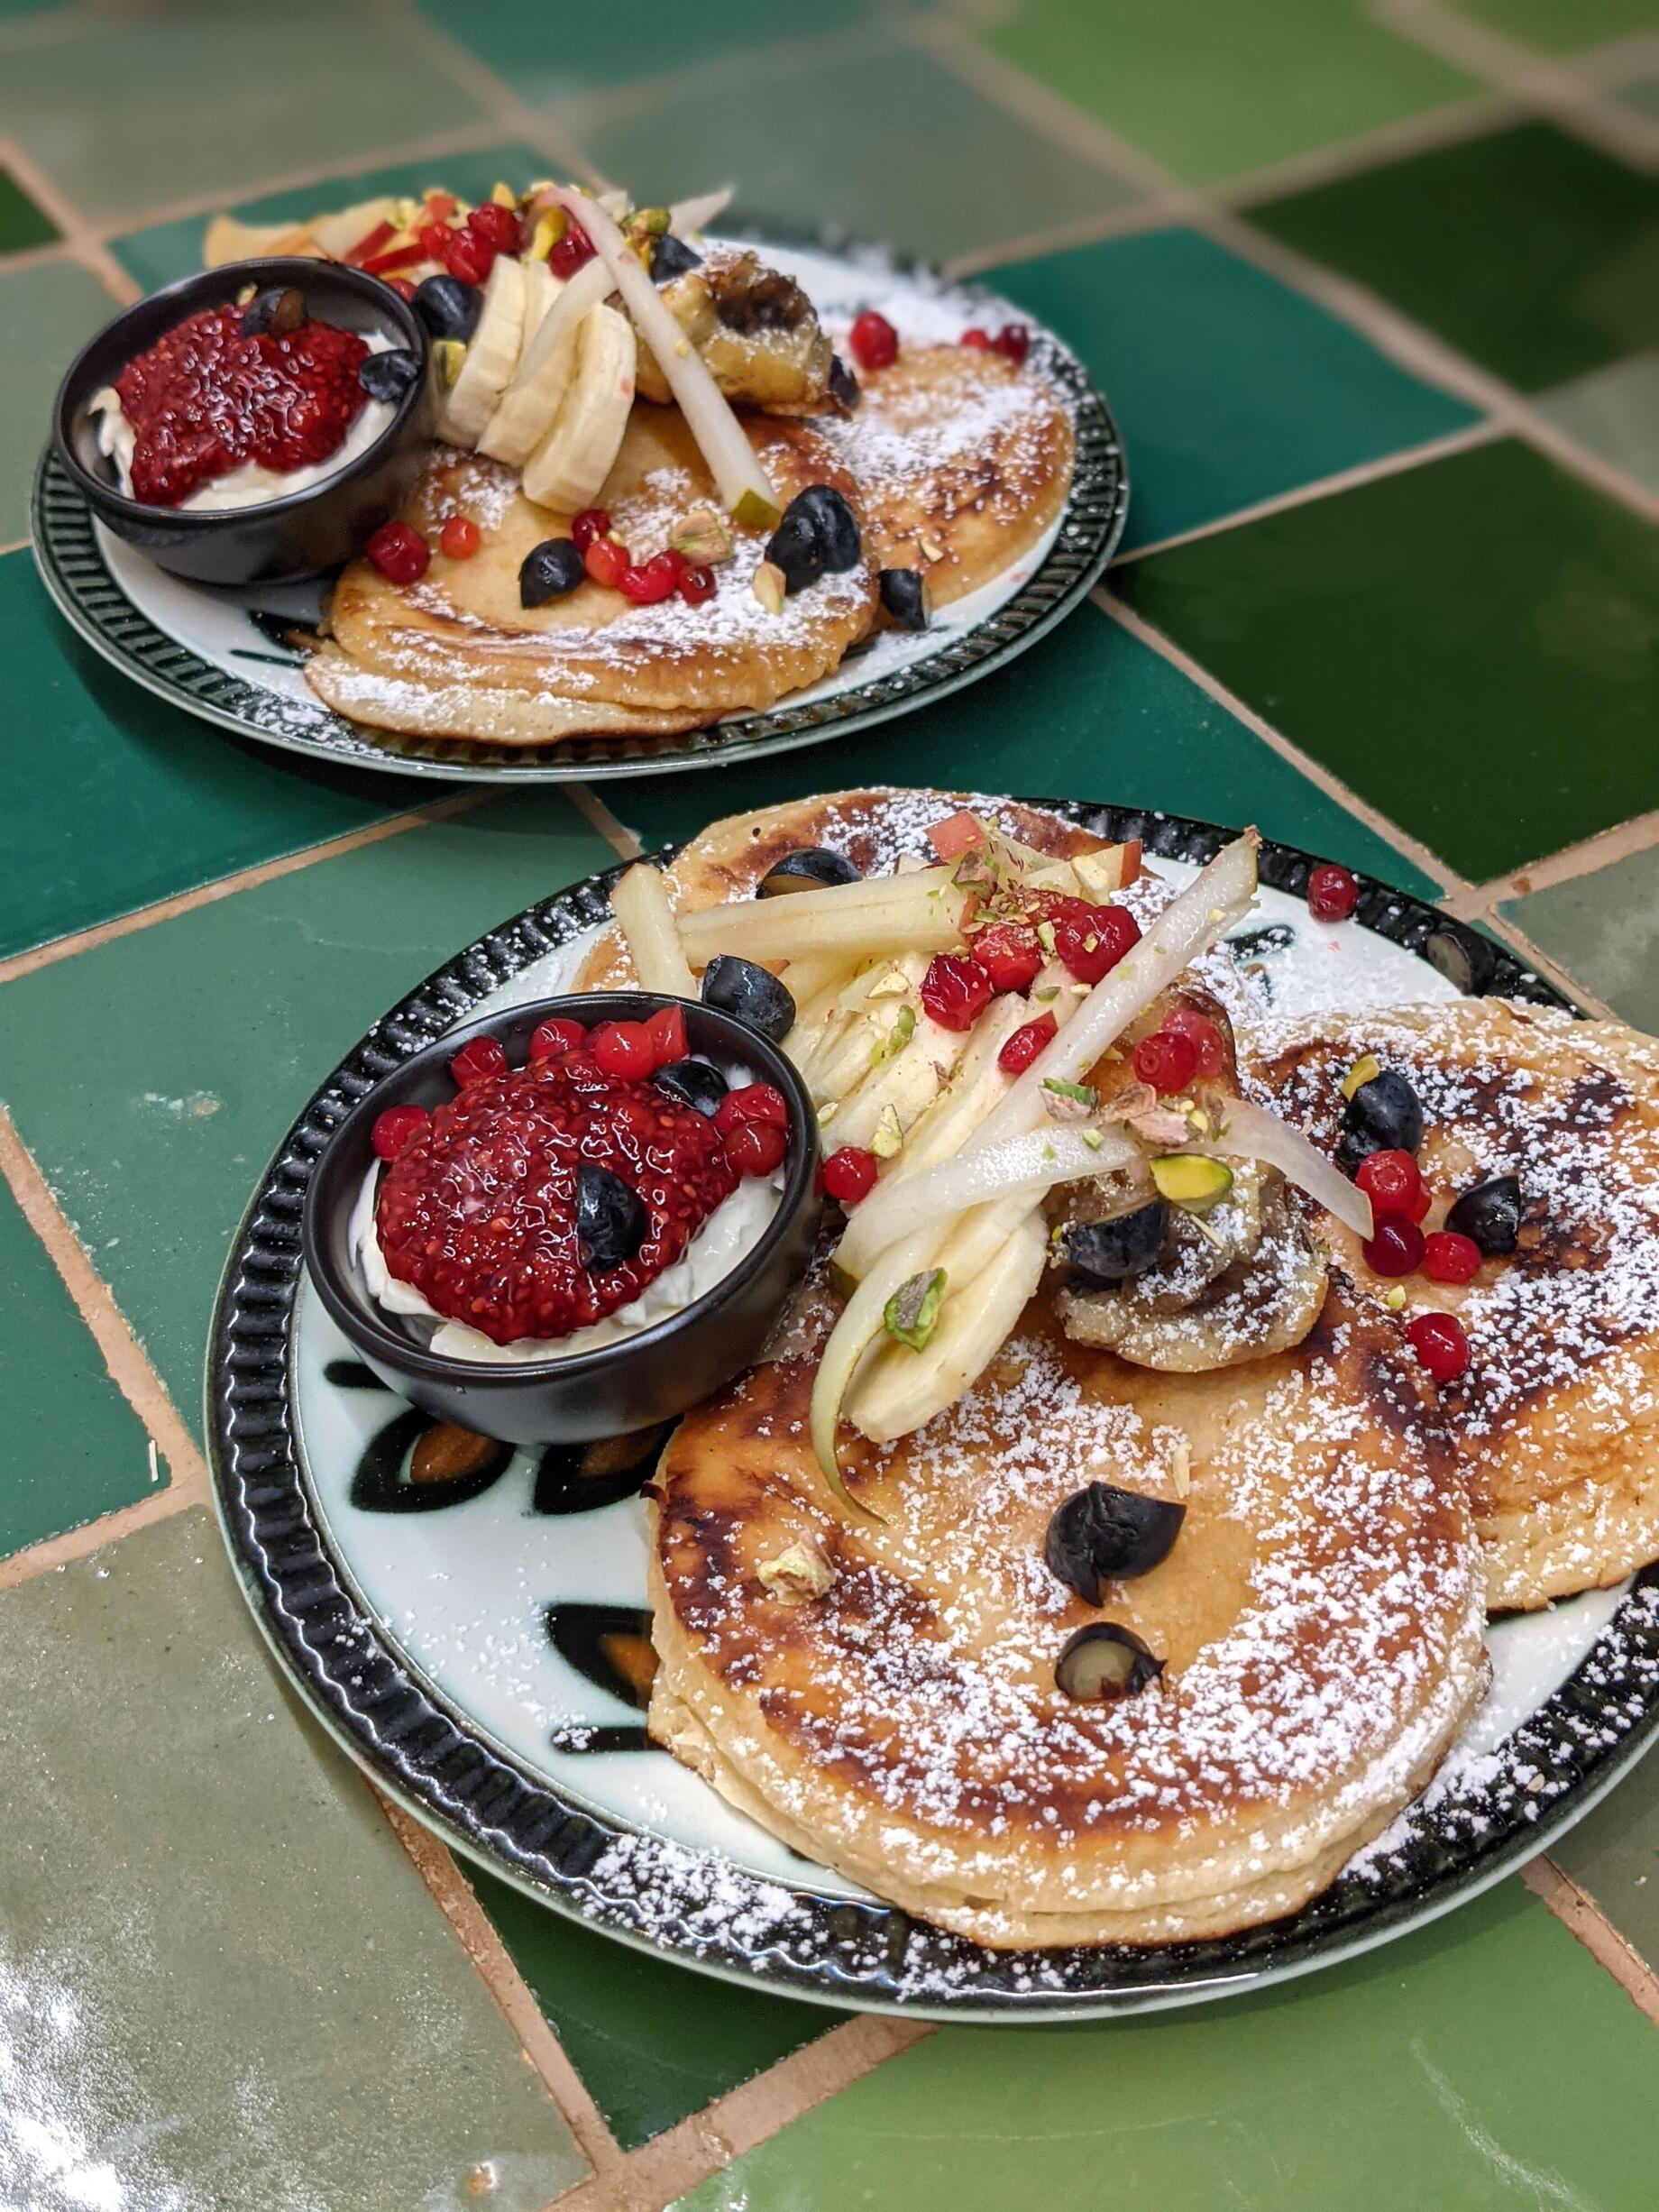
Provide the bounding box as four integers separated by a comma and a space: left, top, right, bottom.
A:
636, 249, 837, 413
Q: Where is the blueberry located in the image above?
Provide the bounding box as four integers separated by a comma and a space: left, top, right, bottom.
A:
1061, 1200, 1167, 1284
414, 274, 481, 344
1446, 1172, 1522, 1256
357, 347, 423, 404
701, 955, 796, 1042
653, 1058, 728, 1117
878, 567, 929, 631
1046, 1482, 1186, 1603
758, 847, 863, 897
575, 1164, 646, 1271
652, 232, 702, 282
1054, 1622, 1165, 1703
828, 353, 861, 411
241, 285, 305, 338
519, 537, 586, 608
765, 484, 862, 594
1338, 1068, 1424, 1170
1424, 924, 1499, 996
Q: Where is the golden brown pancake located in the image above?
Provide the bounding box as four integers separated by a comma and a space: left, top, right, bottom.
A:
1245, 1000, 1659, 1611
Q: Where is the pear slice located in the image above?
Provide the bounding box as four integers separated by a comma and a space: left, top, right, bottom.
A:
308, 197, 400, 259
521, 303, 637, 515
436, 254, 527, 448
203, 213, 317, 265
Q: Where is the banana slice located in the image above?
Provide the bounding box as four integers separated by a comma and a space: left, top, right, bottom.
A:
521, 303, 637, 515
518, 260, 561, 356
436, 255, 527, 448
479, 254, 610, 467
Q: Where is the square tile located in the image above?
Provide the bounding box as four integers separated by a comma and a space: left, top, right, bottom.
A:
1447, 0, 1659, 50
0, 794, 616, 1415
0, 1171, 156, 1559
578, 41, 1142, 264
0, 262, 117, 545
1250, 121, 1659, 392
996, 227, 1479, 552
981, 0, 1475, 187
1501, 842, 1659, 1030
670, 1883, 1659, 2212
472, 1868, 834, 2148
607, 600, 1446, 900
0, 1509, 588, 2212
0, 2, 487, 221
1116, 437, 1659, 883
0, 552, 437, 959
1549, 1735, 1659, 1972
1617, 74, 1659, 124
0, 161, 56, 253
1536, 351, 1659, 495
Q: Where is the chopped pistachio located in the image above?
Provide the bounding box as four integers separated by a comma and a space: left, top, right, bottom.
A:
1384, 1285, 1407, 1311
1150, 1154, 1234, 1213
752, 561, 787, 615
671, 506, 735, 564
757, 1536, 837, 1602
866, 969, 911, 1004
870, 1004, 916, 1067
1043, 1078, 1096, 1106
919, 534, 946, 563
1036, 919, 1058, 957
816, 1099, 839, 1126
432, 338, 466, 389
871, 1103, 904, 1159
1033, 986, 1060, 1002
1082, 1129, 1104, 1152
1342, 1052, 1382, 1101
632, 205, 672, 236
884, 1267, 946, 1352
733, 488, 782, 531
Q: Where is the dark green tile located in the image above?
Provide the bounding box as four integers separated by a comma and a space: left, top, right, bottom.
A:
579, 41, 1141, 265
1502, 843, 1659, 1031
0, 552, 434, 960
997, 228, 1478, 552
1117, 438, 1659, 883
471, 1868, 833, 2148
0, 794, 615, 1416
110, 140, 546, 297
0, 263, 115, 544
673, 1883, 1659, 2212
606, 600, 1444, 899
1550, 1739, 1659, 1975
1251, 122, 1659, 393
0, 161, 56, 252
0, 1172, 156, 1558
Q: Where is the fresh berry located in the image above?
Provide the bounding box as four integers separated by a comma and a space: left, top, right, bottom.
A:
439, 515, 481, 560
960, 328, 992, 351
529, 1015, 587, 1061
726, 1118, 787, 1178
548, 223, 594, 280
658, 545, 689, 575
584, 536, 631, 591
450, 1033, 508, 1088
444, 231, 494, 286
1339, 1067, 1425, 1169
765, 485, 863, 594
467, 200, 523, 252
701, 957, 796, 1042
618, 552, 680, 604
1407, 1309, 1471, 1383
519, 537, 585, 606
644, 1004, 688, 1068
572, 508, 611, 553
357, 346, 422, 402
972, 922, 1043, 994
878, 566, 928, 630
574, 1161, 646, 1271
999, 1012, 1058, 1074
1355, 1148, 1428, 1224
714, 1081, 789, 1136
385, 276, 417, 301
1159, 1005, 1227, 1080
1307, 863, 1361, 922
1424, 1231, 1482, 1285
364, 519, 430, 584
920, 952, 994, 1033
1363, 1216, 1425, 1278
413, 274, 481, 343
679, 564, 717, 606
1061, 1203, 1168, 1286
591, 1020, 658, 1081
992, 325, 1030, 364
1445, 1173, 1523, 1257
849, 310, 899, 372
371, 1104, 429, 1161
1132, 1028, 1200, 1096
654, 1058, 727, 1116
1050, 901, 1141, 986
822, 1145, 878, 1205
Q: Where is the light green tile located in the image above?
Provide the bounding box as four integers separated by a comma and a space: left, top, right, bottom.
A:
1618, 74, 1659, 123
1550, 1738, 1659, 1978
0, 1508, 588, 2212
1537, 352, 1659, 496
1447, 0, 1659, 51
1502, 841, 1659, 1031
0, 259, 117, 542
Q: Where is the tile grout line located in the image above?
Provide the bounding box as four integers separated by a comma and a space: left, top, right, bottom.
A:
373, 0, 611, 188
1441, 808, 1659, 919
567, 784, 645, 861
377, 1797, 626, 2176
1523, 1856, 1659, 2026
0, 133, 138, 303
0, 792, 488, 987
1478, 910, 1617, 1019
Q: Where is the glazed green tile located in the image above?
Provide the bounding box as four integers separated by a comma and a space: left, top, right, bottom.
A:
1618, 74, 1659, 124
0, 553, 438, 959
981, 0, 1473, 187
1501, 844, 1659, 1032
0, 1173, 156, 1559
0, 3, 486, 221
578, 41, 1141, 264
673, 1882, 1659, 2212
1549, 1739, 1659, 1972
608, 600, 1444, 899
471, 1868, 835, 2148
0, 161, 55, 253
1536, 352, 1659, 496
0, 794, 615, 1416
0, 262, 116, 544
110, 139, 546, 297
1117, 438, 1659, 884
1251, 122, 1659, 392
0, 1509, 587, 2211
1448, 0, 1659, 50
996, 228, 1478, 552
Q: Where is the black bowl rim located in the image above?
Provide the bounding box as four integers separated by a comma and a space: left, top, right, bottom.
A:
51, 255, 431, 529
300, 989, 820, 1386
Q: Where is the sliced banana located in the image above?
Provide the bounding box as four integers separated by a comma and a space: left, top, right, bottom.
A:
518, 259, 561, 355
480, 255, 610, 467
522, 303, 637, 515
436, 254, 527, 448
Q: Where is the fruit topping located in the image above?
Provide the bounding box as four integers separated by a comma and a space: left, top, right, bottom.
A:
1445, 1172, 1523, 1256
1354, 1148, 1428, 1223
701, 955, 796, 1042
727, 1119, 788, 1178
529, 1015, 587, 1060
1150, 1155, 1234, 1212
1159, 1005, 1227, 1079
1060, 1199, 1168, 1284
1132, 1028, 1199, 1096
822, 1145, 879, 1205
878, 566, 929, 630
592, 1020, 658, 1080
548, 219, 595, 280
651, 232, 702, 282
998, 1011, 1058, 1073
1055, 1622, 1165, 1703
1046, 1482, 1185, 1601
466, 199, 523, 253
992, 324, 1031, 364
450, 1033, 508, 1087
920, 952, 994, 1033
1306, 862, 1360, 922
357, 346, 423, 403
572, 507, 611, 552
645, 1004, 688, 1066
960, 328, 991, 351
575, 1161, 647, 1271
849, 309, 899, 372
365, 519, 431, 583
764, 484, 863, 594
371, 1103, 429, 1161
443, 232, 494, 286
1423, 923, 1498, 996
239, 285, 306, 338
439, 515, 481, 560
1363, 1216, 1425, 1278
413, 273, 482, 342
758, 847, 862, 897
1338, 1066, 1424, 1169
679, 564, 717, 606
654, 1058, 728, 1117
618, 551, 682, 604
828, 353, 860, 409
1047, 898, 1141, 985
972, 922, 1044, 993
584, 535, 631, 591
1407, 1309, 1471, 1383
714, 1081, 790, 1134
1424, 1230, 1482, 1285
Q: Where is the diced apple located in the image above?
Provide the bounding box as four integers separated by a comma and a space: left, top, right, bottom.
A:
925, 809, 988, 863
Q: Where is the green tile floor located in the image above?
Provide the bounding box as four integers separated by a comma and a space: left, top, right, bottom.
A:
3, 1, 1659, 2207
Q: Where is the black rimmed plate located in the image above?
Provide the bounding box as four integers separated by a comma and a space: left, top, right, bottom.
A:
206, 802, 1659, 2020
31, 234, 1127, 785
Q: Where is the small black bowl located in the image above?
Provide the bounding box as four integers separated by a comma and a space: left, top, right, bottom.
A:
52, 256, 437, 586
301, 994, 823, 1447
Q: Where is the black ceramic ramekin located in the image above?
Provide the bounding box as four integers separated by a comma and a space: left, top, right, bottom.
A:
52, 257, 435, 586
301, 994, 822, 1446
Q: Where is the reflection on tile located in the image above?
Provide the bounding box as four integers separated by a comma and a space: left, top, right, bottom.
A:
0, 794, 616, 1414
0, 1510, 588, 2212
982, 0, 1473, 185
579, 41, 1141, 263
671, 1884, 1659, 2211
1550, 1736, 1659, 1974
1251, 122, 1659, 392
1536, 352, 1659, 496
0, 1173, 155, 1559
0, 262, 116, 543
997, 227, 1478, 551
1118, 438, 1659, 882
1502, 842, 1659, 1031
0, 161, 56, 252
472, 1868, 834, 2148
